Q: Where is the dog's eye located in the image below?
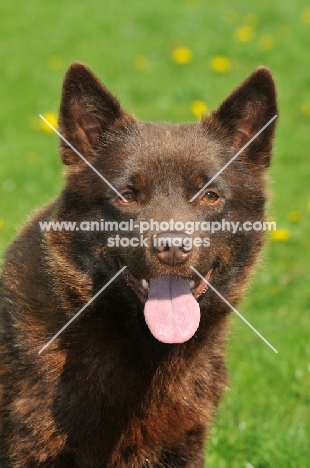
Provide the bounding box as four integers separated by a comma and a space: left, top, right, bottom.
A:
119, 191, 136, 204
202, 191, 219, 204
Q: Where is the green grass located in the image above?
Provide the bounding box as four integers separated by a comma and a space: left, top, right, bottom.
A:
1, 0, 310, 466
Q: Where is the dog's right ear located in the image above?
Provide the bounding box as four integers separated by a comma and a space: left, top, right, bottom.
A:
59, 62, 129, 165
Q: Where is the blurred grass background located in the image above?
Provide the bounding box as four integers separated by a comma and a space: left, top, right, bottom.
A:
0, 0, 309, 466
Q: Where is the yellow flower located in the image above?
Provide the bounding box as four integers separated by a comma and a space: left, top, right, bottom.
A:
224, 9, 239, 24
258, 35, 275, 51
209, 56, 232, 73
39, 112, 58, 133
270, 228, 290, 241
191, 100, 208, 119
47, 55, 63, 70
133, 55, 149, 70
301, 8, 310, 24
234, 25, 254, 43
301, 103, 310, 117
171, 47, 193, 64
288, 211, 301, 223
0, 219, 4, 229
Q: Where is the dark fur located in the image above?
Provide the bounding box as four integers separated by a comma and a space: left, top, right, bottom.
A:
0, 64, 277, 467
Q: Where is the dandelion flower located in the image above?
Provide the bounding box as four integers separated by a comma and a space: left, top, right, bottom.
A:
258, 35, 275, 51
39, 112, 58, 133
288, 211, 301, 223
209, 56, 232, 73
270, 228, 290, 241
234, 25, 254, 43
133, 55, 149, 70
47, 55, 63, 70
191, 100, 208, 119
171, 47, 193, 64
301, 8, 310, 24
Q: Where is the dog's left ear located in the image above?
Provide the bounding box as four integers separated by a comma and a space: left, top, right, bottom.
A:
206, 67, 278, 167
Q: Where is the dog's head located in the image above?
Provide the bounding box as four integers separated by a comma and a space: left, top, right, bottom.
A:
53, 63, 277, 344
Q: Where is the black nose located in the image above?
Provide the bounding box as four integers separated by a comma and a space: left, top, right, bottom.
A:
154, 232, 192, 266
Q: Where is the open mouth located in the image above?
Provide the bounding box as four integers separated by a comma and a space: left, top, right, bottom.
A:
120, 260, 213, 345
122, 267, 212, 303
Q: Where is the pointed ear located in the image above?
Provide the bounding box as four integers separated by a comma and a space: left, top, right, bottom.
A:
59, 62, 130, 165
206, 67, 278, 167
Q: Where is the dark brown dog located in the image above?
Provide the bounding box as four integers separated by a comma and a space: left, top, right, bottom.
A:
0, 64, 277, 467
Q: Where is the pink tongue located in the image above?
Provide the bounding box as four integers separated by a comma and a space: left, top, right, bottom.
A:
144, 276, 200, 344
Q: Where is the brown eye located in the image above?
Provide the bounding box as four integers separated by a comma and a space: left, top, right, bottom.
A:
119, 191, 136, 204
202, 191, 219, 204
